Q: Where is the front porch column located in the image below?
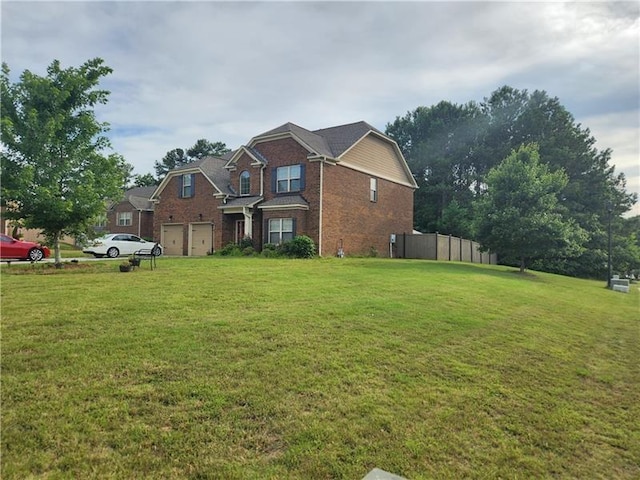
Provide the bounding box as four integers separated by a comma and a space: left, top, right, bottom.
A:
243, 207, 253, 238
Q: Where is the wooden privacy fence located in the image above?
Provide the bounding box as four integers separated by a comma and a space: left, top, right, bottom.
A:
395, 233, 497, 265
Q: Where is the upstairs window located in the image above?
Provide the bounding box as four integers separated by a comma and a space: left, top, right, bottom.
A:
240, 170, 250, 196
275, 164, 304, 193
370, 177, 378, 202
117, 212, 132, 226
180, 173, 194, 198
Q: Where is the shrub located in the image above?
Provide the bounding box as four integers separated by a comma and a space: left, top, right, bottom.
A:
279, 235, 316, 259
238, 236, 254, 250
261, 243, 281, 258
217, 243, 242, 256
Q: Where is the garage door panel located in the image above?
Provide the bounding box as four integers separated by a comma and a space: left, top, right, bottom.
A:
190, 223, 212, 256
163, 224, 183, 256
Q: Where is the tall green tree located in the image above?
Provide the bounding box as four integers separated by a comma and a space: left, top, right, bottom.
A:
387, 86, 637, 278
132, 172, 158, 187
473, 144, 587, 272
154, 148, 188, 179
386, 101, 484, 236
1, 58, 130, 265
154, 139, 230, 179
187, 139, 229, 160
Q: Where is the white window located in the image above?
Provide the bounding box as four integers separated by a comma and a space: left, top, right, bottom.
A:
95, 214, 107, 228
117, 212, 132, 226
370, 177, 378, 202
240, 171, 250, 195
182, 174, 193, 198
276, 165, 301, 193
268, 218, 294, 244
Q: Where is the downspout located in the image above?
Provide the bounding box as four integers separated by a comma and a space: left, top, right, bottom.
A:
260, 164, 264, 197
318, 161, 324, 256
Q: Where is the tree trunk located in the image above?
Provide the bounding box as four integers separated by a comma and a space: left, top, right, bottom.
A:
54, 232, 62, 268
519, 257, 526, 273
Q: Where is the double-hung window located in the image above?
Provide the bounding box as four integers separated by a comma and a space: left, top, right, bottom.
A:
117, 212, 132, 226
240, 171, 250, 195
370, 177, 378, 202
268, 218, 294, 244
181, 174, 193, 198
276, 165, 301, 193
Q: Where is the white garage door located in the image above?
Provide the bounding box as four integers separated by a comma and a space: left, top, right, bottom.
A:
190, 223, 212, 256
162, 224, 183, 256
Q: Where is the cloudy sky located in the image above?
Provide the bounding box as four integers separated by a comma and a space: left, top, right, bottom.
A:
2, 1, 639, 215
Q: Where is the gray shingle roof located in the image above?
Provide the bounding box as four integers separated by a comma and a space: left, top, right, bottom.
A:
253, 121, 382, 159
255, 122, 333, 158
124, 186, 156, 211
221, 196, 263, 208
312, 121, 381, 157
258, 195, 309, 209
173, 157, 233, 195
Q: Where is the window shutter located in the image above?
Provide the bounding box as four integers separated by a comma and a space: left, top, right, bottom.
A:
191, 173, 196, 197
299, 164, 306, 191
292, 218, 297, 236
178, 175, 183, 198
271, 168, 277, 193
264, 219, 269, 245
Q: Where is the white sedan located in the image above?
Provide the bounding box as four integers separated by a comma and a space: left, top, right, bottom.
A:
83, 234, 163, 258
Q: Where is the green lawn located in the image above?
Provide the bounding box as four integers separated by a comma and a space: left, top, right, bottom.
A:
1, 257, 638, 479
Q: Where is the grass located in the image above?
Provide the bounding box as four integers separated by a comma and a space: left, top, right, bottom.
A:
1, 257, 638, 479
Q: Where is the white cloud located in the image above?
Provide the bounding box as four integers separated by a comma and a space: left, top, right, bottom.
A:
2, 0, 638, 214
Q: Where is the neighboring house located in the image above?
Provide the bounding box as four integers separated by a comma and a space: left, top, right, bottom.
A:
106, 186, 156, 239
151, 121, 417, 257
0, 206, 76, 244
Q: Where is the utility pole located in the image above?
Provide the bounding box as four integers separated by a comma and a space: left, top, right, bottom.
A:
607, 202, 613, 289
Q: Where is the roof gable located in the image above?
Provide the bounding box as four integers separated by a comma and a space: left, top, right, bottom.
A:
312, 121, 382, 157
338, 133, 417, 188
230, 120, 417, 188
151, 156, 233, 200
250, 122, 333, 158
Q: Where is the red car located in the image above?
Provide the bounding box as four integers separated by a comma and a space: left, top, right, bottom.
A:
0, 234, 51, 261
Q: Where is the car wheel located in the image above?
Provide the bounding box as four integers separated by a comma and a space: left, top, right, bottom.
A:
106, 247, 119, 258
28, 248, 44, 262
152, 246, 162, 256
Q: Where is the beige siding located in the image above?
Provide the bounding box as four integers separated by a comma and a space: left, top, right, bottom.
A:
340, 135, 412, 186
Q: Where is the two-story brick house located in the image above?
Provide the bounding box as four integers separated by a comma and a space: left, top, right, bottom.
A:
151, 121, 417, 257
106, 186, 156, 239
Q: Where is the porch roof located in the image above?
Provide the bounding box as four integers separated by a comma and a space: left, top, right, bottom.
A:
258, 195, 309, 210
219, 196, 263, 211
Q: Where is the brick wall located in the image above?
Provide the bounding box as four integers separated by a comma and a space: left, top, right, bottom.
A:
322, 164, 414, 257
154, 173, 225, 255
254, 138, 320, 244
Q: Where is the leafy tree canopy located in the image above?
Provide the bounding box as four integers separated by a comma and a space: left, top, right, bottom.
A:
132, 172, 158, 187
473, 144, 587, 272
386, 86, 637, 278
1, 58, 131, 264
154, 139, 230, 179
